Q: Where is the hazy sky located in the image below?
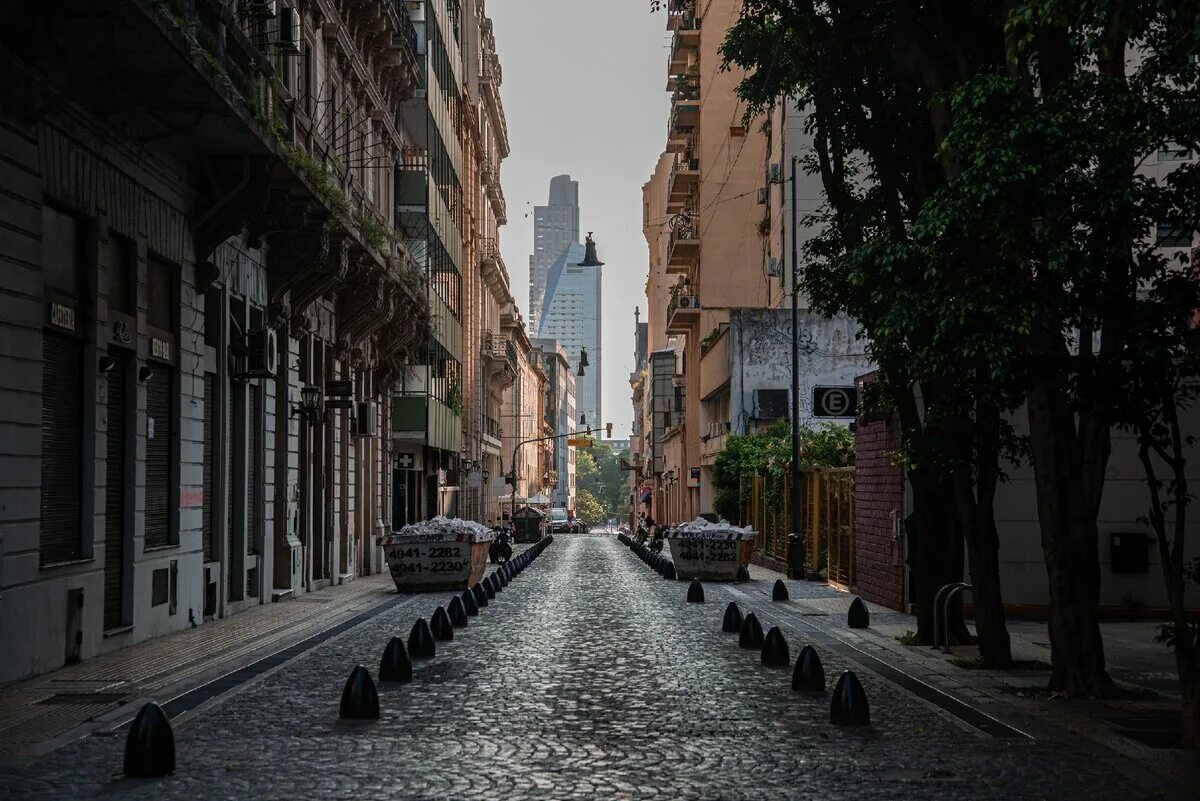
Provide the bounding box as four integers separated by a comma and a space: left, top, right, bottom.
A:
489, 0, 670, 439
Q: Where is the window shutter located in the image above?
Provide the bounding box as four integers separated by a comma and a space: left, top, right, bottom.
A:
203, 372, 217, 562
40, 331, 84, 565
145, 367, 173, 549
104, 354, 128, 629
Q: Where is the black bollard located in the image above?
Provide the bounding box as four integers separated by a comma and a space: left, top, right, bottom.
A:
123, 702, 175, 778
448, 595, 469, 628
473, 582, 489, 608
497, 568, 509, 587
792, 644, 825, 692
739, 612, 764, 649
408, 618, 436, 659
830, 670, 870, 726
379, 637, 413, 684
662, 561, 677, 580
686, 578, 705, 603
482, 576, 497, 599
761, 626, 790, 667
491, 571, 504, 591
338, 665, 381, 721
847, 596, 870, 629
736, 564, 750, 582
461, 588, 480, 616
722, 601, 744, 633
772, 579, 789, 602
430, 606, 454, 641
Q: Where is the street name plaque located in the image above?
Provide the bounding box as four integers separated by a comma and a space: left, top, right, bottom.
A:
667, 519, 756, 581
378, 517, 494, 592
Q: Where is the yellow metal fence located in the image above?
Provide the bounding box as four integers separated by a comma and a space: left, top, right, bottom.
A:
744, 468, 855, 586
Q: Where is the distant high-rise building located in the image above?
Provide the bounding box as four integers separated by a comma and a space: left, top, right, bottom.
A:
529, 175, 579, 333
529, 175, 603, 430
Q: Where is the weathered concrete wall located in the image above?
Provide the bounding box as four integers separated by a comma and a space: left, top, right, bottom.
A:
727, 309, 873, 433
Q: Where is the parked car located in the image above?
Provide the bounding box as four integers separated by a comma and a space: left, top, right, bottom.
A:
548, 507, 571, 534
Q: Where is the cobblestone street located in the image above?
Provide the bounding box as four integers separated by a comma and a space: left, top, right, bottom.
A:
0, 536, 1183, 800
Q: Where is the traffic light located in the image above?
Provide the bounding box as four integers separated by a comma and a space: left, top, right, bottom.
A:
606, 422, 613, 439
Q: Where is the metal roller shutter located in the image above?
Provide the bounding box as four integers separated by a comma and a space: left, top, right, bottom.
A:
145, 367, 173, 549
203, 373, 216, 562
226, 381, 235, 554
39, 330, 83, 565
248, 387, 260, 554
104, 354, 127, 629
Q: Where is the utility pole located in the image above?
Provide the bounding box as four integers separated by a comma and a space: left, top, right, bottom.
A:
788, 155, 804, 579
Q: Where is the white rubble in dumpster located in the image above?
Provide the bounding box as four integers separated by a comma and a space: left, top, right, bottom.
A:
670, 518, 757, 540
387, 516, 496, 543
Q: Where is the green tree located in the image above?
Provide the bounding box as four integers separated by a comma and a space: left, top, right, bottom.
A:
576, 441, 626, 518
575, 490, 606, 529
712, 421, 853, 524
718, 0, 1017, 666
709, 0, 1200, 716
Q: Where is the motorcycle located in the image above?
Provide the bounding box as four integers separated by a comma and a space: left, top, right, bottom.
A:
489, 525, 514, 564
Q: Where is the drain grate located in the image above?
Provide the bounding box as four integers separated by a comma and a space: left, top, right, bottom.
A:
37, 693, 127, 705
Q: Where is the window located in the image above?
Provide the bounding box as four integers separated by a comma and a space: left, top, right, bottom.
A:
1156, 222, 1192, 248
1158, 142, 1191, 161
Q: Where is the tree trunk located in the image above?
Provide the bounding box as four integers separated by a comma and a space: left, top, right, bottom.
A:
960, 502, 1013, 668
909, 471, 970, 645
1179, 646, 1200, 750
1027, 381, 1116, 697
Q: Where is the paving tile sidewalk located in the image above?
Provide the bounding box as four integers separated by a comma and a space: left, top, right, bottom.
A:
0, 574, 402, 759
735, 562, 1200, 793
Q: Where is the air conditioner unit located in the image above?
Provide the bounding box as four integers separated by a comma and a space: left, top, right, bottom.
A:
755, 388, 790, 421
767, 257, 781, 277
275, 7, 300, 52
768, 163, 783, 184
352, 402, 377, 437
244, 329, 278, 378
677, 295, 699, 309
756, 187, 768, 205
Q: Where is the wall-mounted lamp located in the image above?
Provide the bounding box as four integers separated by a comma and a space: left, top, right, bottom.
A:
137, 365, 154, 383
98, 356, 117, 374
292, 385, 323, 425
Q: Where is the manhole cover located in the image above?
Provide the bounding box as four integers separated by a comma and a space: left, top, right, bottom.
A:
36, 693, 126, 705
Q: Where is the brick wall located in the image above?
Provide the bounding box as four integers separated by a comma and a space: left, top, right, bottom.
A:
853, 372, 904, 610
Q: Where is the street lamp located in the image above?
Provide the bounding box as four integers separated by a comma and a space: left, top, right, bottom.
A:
788, 155, 805, 579
578, 347, 589, 377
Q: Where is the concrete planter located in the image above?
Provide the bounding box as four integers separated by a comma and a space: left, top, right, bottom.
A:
378, 517, 495, 592
667, 520, 756, 581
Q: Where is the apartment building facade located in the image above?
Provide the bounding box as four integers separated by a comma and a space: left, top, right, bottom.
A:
0, 0, 427, 683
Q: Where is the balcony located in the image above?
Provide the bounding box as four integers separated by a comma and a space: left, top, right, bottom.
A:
668, 153, 700, 204
671, 86, 702, 135
667, 216, 700, 273
483, 331, 518, 393
482, 415, 504, 456
668, 17, 701, 75
701, 425, 730, 465
479, 238, 510, 295
666, 285, 701, 334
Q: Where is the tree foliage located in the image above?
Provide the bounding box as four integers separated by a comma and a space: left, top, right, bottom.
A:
575, 489, 606, 530
577, 441, 626, 518
711, 0, 1200, 723
712, 421, 853, 523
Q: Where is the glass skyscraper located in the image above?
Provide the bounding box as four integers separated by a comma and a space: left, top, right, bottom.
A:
529, 176, 603, 429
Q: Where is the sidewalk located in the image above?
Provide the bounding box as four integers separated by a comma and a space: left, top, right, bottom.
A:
737, 562, 1200, 792
0, 575, 399, 760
